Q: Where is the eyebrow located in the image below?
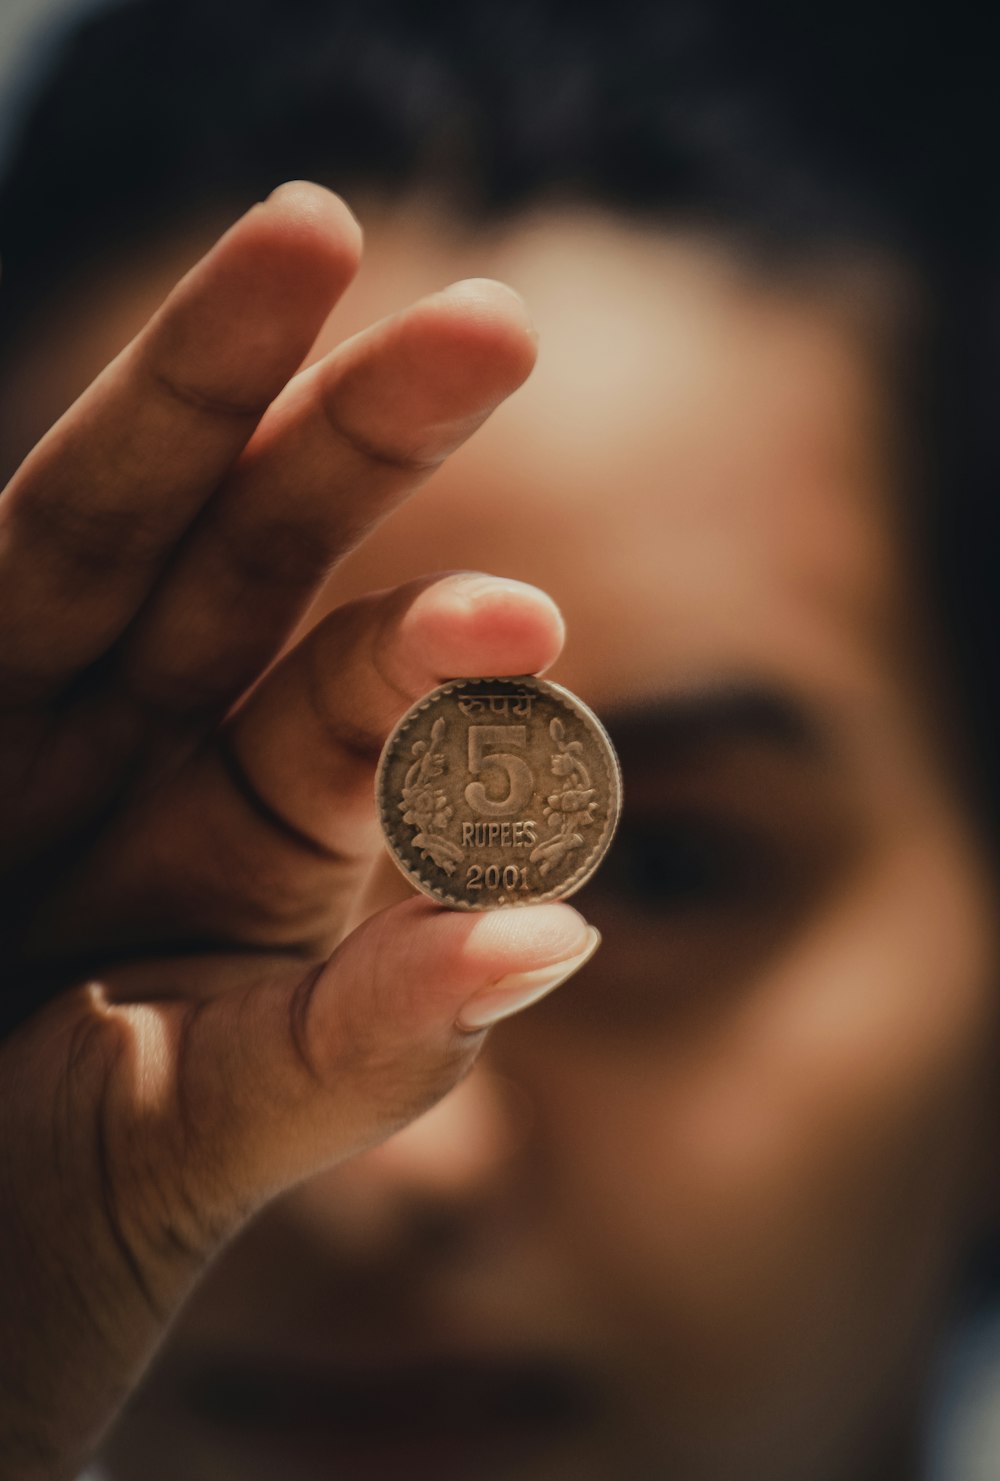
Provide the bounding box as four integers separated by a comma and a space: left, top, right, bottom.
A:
603, 683, 828, 764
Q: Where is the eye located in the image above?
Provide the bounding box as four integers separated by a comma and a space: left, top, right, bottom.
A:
595, 816, 777, 912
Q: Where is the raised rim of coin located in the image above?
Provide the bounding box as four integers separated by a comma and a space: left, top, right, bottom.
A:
375, 675, 623, 909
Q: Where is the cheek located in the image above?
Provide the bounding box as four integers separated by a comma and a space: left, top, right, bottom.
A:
502, 827, 997, 1404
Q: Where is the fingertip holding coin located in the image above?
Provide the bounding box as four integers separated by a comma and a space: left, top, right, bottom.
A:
375, 675, 622, 910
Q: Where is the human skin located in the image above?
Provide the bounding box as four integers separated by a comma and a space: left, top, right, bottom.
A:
1, 197, 998, 1481
0, 182, 605, 1481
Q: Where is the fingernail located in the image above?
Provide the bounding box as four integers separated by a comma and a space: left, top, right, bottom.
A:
265, 179, 319, 201
447, 570, 561, 608
438, 277, 529, 311
456, 927, 601, 1033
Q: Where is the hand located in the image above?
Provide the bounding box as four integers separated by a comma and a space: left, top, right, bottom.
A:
0, 182, 598, 1480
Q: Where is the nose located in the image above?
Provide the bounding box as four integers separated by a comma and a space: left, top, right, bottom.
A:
287, 1062, 532, 1255
367, 1064, 530, 1198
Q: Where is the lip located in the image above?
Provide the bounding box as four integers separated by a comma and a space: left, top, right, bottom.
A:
181, 1353, 598, 1480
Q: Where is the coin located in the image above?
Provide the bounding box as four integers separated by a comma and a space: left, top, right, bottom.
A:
375, 675, 622, 909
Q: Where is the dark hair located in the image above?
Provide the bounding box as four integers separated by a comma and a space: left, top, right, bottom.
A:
0, 0, 997, 831
0, 1, 990, 302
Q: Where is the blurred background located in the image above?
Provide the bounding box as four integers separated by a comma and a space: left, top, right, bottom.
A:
1, 5, 998, 1480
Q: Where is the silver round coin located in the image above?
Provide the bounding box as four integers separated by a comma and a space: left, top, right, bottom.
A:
376, 675, 622, 909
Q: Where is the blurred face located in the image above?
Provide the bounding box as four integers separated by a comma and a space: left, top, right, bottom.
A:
5, 206, 997, 1481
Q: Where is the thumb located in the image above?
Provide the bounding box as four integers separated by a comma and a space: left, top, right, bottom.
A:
0, 900, 597, 1478
177, 897, 599, 1223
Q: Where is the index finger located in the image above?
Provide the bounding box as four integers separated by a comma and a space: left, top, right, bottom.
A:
0, 181, 361, 700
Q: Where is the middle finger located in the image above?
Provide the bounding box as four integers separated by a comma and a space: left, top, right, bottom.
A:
118, 278, 538, 715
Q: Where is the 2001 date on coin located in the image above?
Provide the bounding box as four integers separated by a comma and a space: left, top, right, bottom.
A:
375, 676, 622, 909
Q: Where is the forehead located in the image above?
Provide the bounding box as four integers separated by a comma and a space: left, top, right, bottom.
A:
326, 210, 908, 711
3, 204, 908, 715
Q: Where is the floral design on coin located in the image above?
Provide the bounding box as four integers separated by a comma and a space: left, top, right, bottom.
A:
397, 716, 465, 875
376, 676, 622, 909
529, 717, 598, 877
